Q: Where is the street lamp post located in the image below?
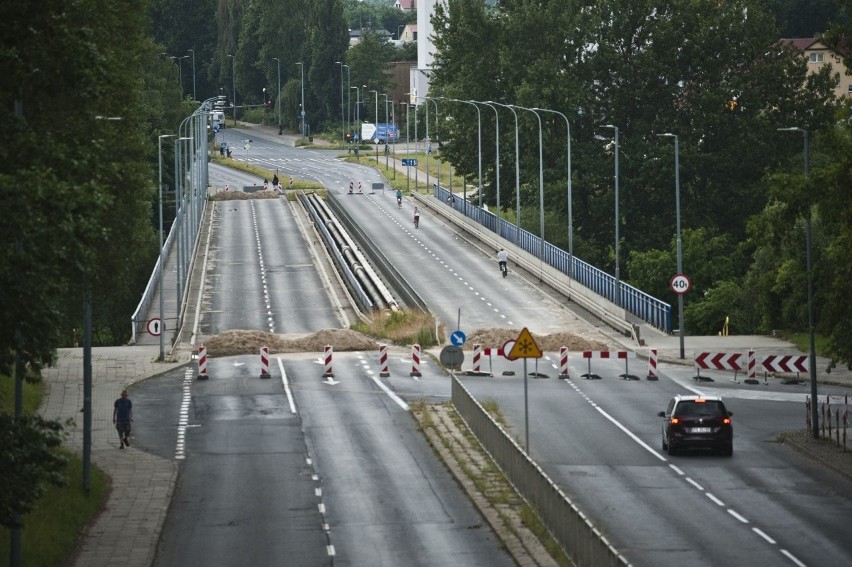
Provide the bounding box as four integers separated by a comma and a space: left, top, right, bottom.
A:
296, 62, 305, 136
511, 105, 546, 270
188, 49, 196, 101
475, 100, 501, 214
170, 55, 189, 92
336, 62, 345, 144
534, 108, 573, 277
227, 54, 236, 126
778, 126, 818, 439
344, 65, 350, 139
383, 94, 390, 169
157, 134, 175, 362
658, 133, 685, 359
369, 89, 378, 155
423, 97, 440, 191
441, 98, 482, 208
488, 102, 521, 243
601, 124, 621, 306
403, 102, 410, 191
273, 58, 282, 134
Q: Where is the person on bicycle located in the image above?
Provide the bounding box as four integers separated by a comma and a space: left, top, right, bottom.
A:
497, 248, 508, 274
413, 206, 420, 228
396, 189, 403, 207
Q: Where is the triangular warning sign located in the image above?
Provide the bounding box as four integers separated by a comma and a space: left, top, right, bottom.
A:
508, 327, 543, 359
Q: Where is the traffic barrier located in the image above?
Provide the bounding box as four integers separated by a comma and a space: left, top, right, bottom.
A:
197, 346, 208, 380
646, 348, 657, 380
379, 344, 390, 377
762, 354, 808, 373
559, 347, 569, 379
472, 344, 482, 373
743, 349, 758, 384
349, 180, 354, 194
358, 181, 363, 193
694, 351, 743, 382
323, 345, 334, 377
410, 344, 422, 377
259, 346, 270, 378
580, 351, 636, 380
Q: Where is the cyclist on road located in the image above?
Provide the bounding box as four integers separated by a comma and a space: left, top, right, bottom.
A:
396, 189, 403, 208
497, 248, 508, 275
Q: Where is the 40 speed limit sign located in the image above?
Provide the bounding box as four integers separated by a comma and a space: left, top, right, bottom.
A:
669, 274, 691, 295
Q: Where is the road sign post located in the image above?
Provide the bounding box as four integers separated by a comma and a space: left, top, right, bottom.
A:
506, 328, 542, 452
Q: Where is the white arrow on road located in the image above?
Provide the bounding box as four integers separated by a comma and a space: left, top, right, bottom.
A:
233, 362, 245, 367
323, 376, 340, 386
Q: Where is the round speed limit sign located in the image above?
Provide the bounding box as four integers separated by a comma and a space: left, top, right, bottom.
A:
669, 274, 691, 295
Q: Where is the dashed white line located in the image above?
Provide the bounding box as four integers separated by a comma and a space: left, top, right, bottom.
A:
727, 509, 749, 523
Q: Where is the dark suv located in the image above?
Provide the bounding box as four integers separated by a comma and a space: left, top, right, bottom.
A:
658, 395, 733, 456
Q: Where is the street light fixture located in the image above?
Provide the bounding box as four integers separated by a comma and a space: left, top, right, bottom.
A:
296, 62, 305, 136
534, 107, 573, 277
658, 133, 684, 359
169, 55, 189, 92
778, 126, 818, 439
227, 54, 236, 125
421, 97, 440, 191
343, 64, 351, 139
474, 100, 501, 215
440, 97, 482, 208
601, 124, 621, 307
187, 49, 196, 101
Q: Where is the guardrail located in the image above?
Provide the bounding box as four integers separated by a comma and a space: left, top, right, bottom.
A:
438, 185, 672, 334
452, 375, 631, 566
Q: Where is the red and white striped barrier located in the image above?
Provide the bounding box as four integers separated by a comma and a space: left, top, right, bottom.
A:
197, 346, 208, 380
358, 180, 363, 193
323, 345, 334, 377
260, 346, 270, 378
349, 180, 354, 193
410, 344, 422, 377
379, 344, 390, 377
559, 347, 569, 379
694, 352, 743, 371
581, 351, 637, 379
472, 344, 482, 373
762, 354, 809, 373
742, 349, 758, 384
647, 348, 657, 380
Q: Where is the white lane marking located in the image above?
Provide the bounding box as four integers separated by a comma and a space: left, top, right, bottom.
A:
686, 477, 704, 491
277, 358, 297, 414
727, 509, 749, 523
175, 368, 194, 460
367, 373, 409, 410
779, 549, 806, 567
752, 528, 776, 544
593, 406, 667, 462
706, 493, 725, 506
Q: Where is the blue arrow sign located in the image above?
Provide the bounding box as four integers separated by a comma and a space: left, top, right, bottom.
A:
401, 158, 418, 166
450, 330, 466, 347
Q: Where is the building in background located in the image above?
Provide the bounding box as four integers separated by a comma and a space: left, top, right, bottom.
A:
781, 37, 851, 99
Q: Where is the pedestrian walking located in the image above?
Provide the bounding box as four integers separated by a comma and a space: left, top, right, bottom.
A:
113, 390, 133, 449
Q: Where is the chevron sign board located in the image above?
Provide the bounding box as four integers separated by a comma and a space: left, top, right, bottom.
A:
762, 355, 809, 373
694, 352, 743, 371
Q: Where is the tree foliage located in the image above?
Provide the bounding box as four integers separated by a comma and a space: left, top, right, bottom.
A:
0, 414, 68, 529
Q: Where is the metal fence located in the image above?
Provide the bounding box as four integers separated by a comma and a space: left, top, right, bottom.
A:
437, 185, 672, 333
452, 375, 631, 567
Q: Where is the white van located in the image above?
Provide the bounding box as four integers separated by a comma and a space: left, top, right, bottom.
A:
210, 110, 225, 129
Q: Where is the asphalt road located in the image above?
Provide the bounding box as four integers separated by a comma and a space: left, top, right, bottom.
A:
148, 129, 852, 566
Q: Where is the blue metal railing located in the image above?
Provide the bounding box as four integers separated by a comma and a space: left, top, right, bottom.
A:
437, 185, 672, 333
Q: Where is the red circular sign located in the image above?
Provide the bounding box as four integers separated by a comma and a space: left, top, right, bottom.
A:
147, 317, 163, 336
669, 274, 691, 295
502, 339, 517, 360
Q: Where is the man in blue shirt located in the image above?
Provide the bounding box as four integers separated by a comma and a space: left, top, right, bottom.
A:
113, 390, 133, 449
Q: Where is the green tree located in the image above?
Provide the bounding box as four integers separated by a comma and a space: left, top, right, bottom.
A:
0, 415, 67, 529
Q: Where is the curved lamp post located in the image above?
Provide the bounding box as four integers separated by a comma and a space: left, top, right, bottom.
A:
473, 100, 501, 215
487, 101, 521, 243
273, 57, 282, 134
226, 54, 236, 125
534, 107, 572, 277
440, 97, 482, 208
511, 105, 546, 267
600, 124, 621, 306
295, 62, 305, 136
778, 126, 818, 439
658, 133, 684, 359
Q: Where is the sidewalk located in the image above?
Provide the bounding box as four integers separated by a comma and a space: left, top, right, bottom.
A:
40, 347, 188, 566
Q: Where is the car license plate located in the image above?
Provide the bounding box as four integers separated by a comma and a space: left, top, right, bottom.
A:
690, 427, 712, 433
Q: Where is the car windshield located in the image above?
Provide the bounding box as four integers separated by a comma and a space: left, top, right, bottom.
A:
674, 401, 726, 418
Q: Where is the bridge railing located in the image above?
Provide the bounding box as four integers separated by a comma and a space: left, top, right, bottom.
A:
438, 185, 671, 333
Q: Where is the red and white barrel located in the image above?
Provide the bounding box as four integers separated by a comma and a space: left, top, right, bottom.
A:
260, 346, 270, 378
559, 347, 569, 378
410, 344, 422, 377
748, 349, 756, 381
472, 344, 482, 373
379, 344, 390, 377
358, 180, 363, 193
197, 346, 208, 380
647, 348, 658, 380
323, 345, 334, 377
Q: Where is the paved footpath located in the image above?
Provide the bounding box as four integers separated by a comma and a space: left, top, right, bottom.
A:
40, 346, 188, 567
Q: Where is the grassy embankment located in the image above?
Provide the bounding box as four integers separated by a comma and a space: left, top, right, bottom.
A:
0, 377, 107, 566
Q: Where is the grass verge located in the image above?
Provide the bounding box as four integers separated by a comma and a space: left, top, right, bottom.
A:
351, 309, 441, 347
1, 376, 109, 566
